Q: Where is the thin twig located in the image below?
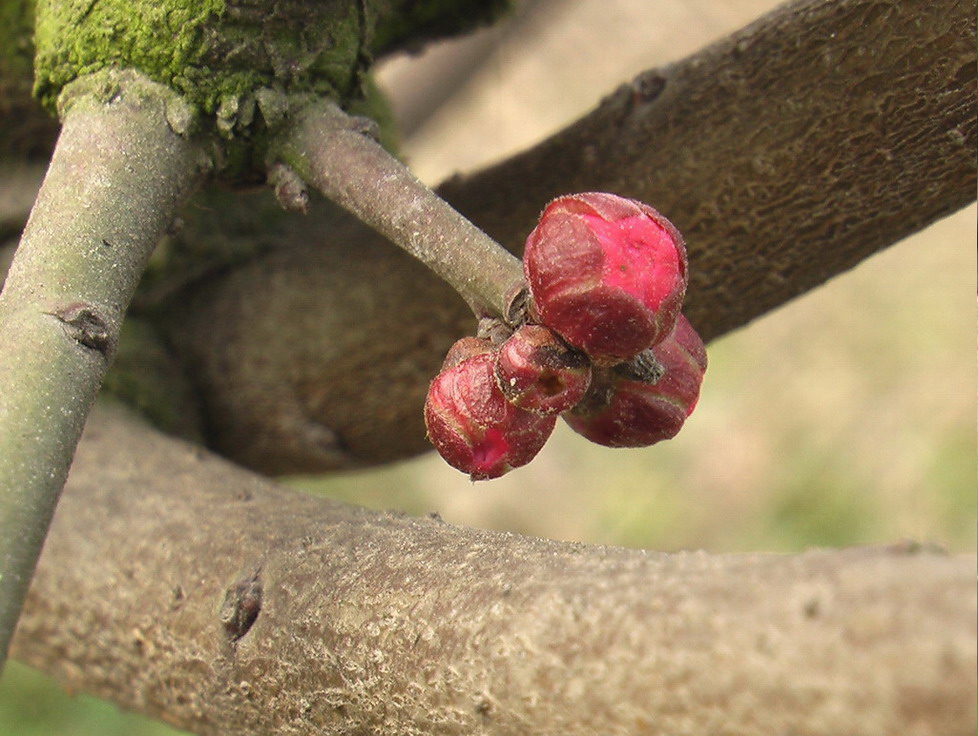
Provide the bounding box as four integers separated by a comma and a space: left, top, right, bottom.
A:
0, 69, 208, 669
271, 100, 528, 322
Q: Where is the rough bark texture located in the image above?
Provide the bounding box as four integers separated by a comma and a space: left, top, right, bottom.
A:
10, 404, 977, 735
439, 0, 978, 341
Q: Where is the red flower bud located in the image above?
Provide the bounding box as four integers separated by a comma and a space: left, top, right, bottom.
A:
494, 324, 592, 415
563, 314, 707, 447
523, 192, 687, 363
425, 348, 557, 480
441, 336, 494, 369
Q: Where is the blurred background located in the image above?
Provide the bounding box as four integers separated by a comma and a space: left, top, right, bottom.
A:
2, 0, 974, 732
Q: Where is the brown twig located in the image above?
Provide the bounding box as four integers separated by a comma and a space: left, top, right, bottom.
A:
271, 100, 528, 322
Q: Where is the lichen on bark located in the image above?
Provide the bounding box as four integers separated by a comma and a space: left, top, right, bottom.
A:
30, 0, 516, 122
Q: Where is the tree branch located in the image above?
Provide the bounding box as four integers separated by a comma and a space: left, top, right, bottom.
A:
272, 100, 526, 321
439, 0, 977, 341
0, 70, 208, 667
10, 404, 976, 735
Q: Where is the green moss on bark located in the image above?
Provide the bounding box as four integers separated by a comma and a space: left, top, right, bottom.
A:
33, 0, 367, 117
28, 0, 511, 177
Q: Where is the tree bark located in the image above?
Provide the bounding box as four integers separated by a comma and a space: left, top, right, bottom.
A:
440, 0, 977, 341
10, 404, 977, 735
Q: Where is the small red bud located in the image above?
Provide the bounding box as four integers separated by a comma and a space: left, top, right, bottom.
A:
425, 348, 557, 480
494, 324, 592, 415
441, 336, 494, 369
563, 314, 707, 447
523, 192, 688, 363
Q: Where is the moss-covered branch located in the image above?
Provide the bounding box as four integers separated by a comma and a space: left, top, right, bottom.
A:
0, 70, 209, 668
11, 404, 976, 734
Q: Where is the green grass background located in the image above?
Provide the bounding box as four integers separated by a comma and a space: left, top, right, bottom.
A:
2, 0, 975, 732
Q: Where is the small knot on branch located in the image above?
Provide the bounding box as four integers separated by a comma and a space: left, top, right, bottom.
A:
48, 303, 113, 356
220, 568, 264, 642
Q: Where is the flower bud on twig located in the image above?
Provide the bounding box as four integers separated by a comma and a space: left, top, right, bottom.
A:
425, 346, 557, 480
494, 325, 592, 415
524, 192, 688, 364
564, 315, 707, 447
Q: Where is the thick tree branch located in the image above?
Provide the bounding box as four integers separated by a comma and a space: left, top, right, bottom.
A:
439, 0, 977, 340
10, 404, 977, 735
0, 70, 208, 667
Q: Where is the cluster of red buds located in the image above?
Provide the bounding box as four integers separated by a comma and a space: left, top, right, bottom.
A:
425, 192, 707, 480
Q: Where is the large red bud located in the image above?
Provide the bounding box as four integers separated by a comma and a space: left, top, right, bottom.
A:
563, 314, 707, 447
523, 192, 688, 363
425, 348, 557, 480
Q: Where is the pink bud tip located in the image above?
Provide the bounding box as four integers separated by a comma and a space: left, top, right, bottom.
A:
563, 314, 707, 447
425, 347, 557, 480
494, 325, 592, 415
523, 192, 688, 363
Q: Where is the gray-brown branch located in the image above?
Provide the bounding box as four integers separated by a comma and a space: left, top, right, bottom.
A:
272, 101, 527, 322
440, 0, 977, 341
10, 404, 977, 735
